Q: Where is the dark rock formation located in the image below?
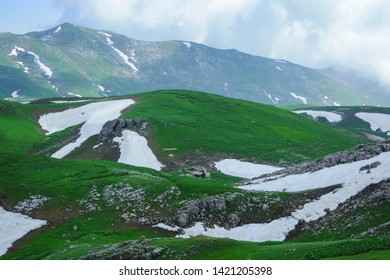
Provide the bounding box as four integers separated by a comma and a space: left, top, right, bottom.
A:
80, 240, 167, 260
253, 140, 390, 180
100, 118, 148, 138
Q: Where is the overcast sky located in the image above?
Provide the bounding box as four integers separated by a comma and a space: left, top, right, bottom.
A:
2, 0, 390, 85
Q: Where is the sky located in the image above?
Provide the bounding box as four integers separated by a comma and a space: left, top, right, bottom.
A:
1, 0, 390, 85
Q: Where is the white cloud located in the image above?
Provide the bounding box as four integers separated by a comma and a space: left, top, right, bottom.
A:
52, 0, 390, 85
54, 0, 258, 42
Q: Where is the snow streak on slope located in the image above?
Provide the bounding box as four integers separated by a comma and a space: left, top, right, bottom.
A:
39, 99, 134, 158
54, 26, 62, 33
0, 207, 47, 257
215, 159, 283, 179
8, 46, 53, 78
11, 89, 20, 98
180, 151, 390, 242
295, 110, 342, 123
98, 32, 138, 72
290, 92, 307, 104
114, 130, 164, 171
182, 42, 192, 49
355, 112, 390, 135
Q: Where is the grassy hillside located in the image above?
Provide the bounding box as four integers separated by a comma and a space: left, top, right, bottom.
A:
124, 90, 361, 164
1, 91, 388, 260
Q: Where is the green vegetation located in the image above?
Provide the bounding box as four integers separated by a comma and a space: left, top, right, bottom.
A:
125, 90, 360, 163
0, 90, 388, 260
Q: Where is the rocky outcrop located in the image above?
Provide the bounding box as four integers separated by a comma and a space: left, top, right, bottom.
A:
80, 240, 168, 260
175, 195, 229, 227
288, 179, 390, 240
184, 166, 210, 178
170, 189, 327, 229
100, 118, 148, 138
255, 140, 390, 180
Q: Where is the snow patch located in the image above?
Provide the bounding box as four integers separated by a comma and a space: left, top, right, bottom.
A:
264, 91, 279, 105
153, 223, 181, 232
99, 32, 138, 72
8, 46, 25, 56
274, 59, 287, 63
290, 92, 307, 104
0, 207, 47, 256
114, 130, 164, 171
295, 110, 342, 123
8, 46, 52, 78
238, 151, 390, 192
93, 143, 103, 149
54, 26, 62, 33
50, 100, 91, 104
39, 99, 135, 158
214, 159, 283, 179
224, 83, 229, 92
355, 112, 390, 134
11, 89, 20, 98
182, 42, 192, 49
98, 31, 112, 37
275, 66, 283, 71
67, 92, 82, 98
180, 151, 390, 242
333, 102, 341, 106
97, 85, 105, 92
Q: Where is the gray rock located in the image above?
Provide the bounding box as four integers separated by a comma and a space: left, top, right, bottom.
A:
176, 212, 190, 227
100, 118, 148, 137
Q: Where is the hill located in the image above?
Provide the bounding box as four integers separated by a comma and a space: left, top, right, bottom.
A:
0, 23, 385, 106
20, 90, 362, 167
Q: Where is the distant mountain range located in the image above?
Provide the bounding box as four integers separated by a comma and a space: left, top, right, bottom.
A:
1, 23, 389, 106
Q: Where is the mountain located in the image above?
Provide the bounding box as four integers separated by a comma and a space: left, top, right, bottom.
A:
321, 66, 390, 106
0, 91, 389, 259
1, 23, 386, 106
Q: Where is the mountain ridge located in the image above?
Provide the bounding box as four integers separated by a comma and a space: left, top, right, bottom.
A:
1, 23, 386, 106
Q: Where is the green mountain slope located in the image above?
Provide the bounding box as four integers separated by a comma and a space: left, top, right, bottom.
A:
123, 90, 360, 164
1, 91, 389, 260
23, 90, 362, 166
0, 23, 384, 106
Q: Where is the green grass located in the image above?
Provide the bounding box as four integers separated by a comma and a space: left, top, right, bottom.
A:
1, 91, 386, 260
0, 100, 44, 154
151, 236, 390, 260
125, 90, 361, 164
2, 212, 173, 260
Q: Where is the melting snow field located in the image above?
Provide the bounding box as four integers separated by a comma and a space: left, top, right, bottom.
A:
39, 99, 134, 158
356, 112, 390, 135
215, 159, 283, 179
295, 110, 342, 123
0, 207, 47, 257
179, 151, 390, 242
114, 130, 164, 171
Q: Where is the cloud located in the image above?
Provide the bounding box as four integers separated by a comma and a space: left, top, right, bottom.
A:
53, 0, 258, 42
52, 0, 390, 85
